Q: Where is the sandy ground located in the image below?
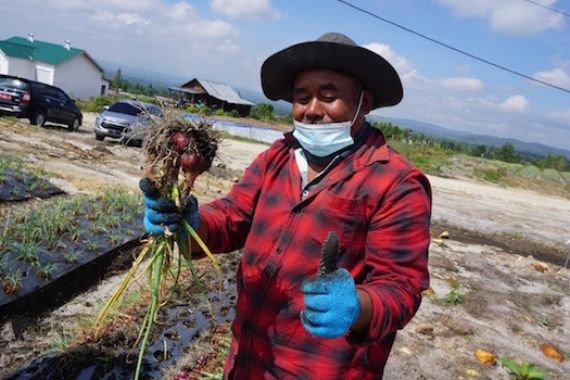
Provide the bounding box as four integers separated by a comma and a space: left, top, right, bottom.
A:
1, 114, 569, 379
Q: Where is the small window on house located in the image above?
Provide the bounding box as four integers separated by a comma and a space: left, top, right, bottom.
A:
101, 85, 107, 95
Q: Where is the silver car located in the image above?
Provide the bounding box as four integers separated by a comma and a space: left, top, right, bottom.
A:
94, 100, 162, 145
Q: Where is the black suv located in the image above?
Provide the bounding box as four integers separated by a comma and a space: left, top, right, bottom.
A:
0, 75, 82, 131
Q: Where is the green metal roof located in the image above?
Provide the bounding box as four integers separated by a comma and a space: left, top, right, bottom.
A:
0, 36, 83, 65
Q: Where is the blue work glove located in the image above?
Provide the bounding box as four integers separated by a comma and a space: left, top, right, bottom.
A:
300, 268, 360, 339
139, 178, 199, 236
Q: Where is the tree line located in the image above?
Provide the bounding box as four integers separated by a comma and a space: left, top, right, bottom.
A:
107, 68, 569, 171
110, 69, 173, 98
373, 122, 569, 171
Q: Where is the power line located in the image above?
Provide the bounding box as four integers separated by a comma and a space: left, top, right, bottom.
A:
520, 0, 570, 17
336, 0, 570, 94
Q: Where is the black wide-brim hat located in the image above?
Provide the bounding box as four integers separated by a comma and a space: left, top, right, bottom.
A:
261, 32, 403, 109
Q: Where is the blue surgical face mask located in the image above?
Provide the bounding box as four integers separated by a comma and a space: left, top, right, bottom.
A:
293, 92, 364, 157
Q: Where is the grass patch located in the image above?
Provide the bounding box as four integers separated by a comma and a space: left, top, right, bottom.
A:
0, 155, 49, 180
388, 141, 452, 175
75, 95, 117, 113
503, 231, 526, 241
473, 167, 503, 183
433, 279, 465, 306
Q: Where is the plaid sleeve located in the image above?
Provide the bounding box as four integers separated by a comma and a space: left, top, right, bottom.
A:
198, 141, 285, 253
352, 169, 431, 343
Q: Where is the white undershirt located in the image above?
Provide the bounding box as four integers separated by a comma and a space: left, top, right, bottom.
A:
294, 148, 341, 200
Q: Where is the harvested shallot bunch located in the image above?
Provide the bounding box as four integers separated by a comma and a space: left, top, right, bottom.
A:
93, 113, 221, 380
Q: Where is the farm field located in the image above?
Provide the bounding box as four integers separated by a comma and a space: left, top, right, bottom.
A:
0, 113, 569, 379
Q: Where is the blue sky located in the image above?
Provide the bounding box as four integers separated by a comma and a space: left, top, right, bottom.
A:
1, 0, 569, 150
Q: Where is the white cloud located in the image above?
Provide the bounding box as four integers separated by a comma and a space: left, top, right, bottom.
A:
165, 2, 195, 21
363, 43, 428, 87
363, 43, 414, 76
499, 95, 530, 113
174, 19, 238, 40
438, 76, 484, 91
16, 1, 240, 44
436, 0, 565, 35
209, 0, 284, 20
90, 11, 151, 28
49, 0, 159, 12
0, 0, 251, 88
533, 68, 570, 89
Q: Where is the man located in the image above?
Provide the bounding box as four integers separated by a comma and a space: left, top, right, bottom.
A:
143, 32, 431, 379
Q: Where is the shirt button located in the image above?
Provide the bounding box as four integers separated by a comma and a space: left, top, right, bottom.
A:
276, 247, 282, 254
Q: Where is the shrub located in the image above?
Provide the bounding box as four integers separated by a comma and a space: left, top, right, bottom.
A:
518, 165, 540, 178
249, 103, 276, 121
186, 103, 211, 116
76, 95, 115, 113
542, 168, 561, 182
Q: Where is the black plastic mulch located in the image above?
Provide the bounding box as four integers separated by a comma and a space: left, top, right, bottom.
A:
0, 210, 145, 311
5, 263, 238, 380
0, 168, 64, 202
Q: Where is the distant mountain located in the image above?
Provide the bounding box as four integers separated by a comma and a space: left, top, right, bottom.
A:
98, 62, 569, 159
100, 61, 186, 88
236, 88, 291, 114
369, 115, 570, 160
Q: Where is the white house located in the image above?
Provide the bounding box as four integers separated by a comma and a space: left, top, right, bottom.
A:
0, 34, 108, 99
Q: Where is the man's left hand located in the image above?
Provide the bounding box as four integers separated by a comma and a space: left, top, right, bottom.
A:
301, 268, 360, 339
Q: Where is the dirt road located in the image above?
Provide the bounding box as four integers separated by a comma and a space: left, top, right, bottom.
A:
1, 114, 569, 379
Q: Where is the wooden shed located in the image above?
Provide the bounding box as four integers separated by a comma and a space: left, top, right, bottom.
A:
170, 78, 254, 116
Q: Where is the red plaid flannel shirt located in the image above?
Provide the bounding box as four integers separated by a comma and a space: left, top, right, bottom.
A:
200, 127, 431, 379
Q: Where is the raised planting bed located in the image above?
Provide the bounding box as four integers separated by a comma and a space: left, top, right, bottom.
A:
0, 189, 145, 314
0, 155, 64, 202
5, 252, 240, 380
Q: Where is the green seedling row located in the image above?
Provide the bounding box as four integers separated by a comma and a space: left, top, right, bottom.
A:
0, 189, 144, 298
0, 155, 64, 202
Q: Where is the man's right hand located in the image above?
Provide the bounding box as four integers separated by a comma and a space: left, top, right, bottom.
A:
139, 178, 199, 236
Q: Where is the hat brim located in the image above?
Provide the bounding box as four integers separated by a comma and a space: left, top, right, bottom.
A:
261, 40, 403, 109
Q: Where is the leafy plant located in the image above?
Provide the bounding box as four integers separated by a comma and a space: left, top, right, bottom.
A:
109, 233, 121, 246
48, 329, 75, 353
434, 280, 465, 306
11, 241, 41, 263
0, 218, 11, 252
67, 226, 82, 242
499, 358, 546, 380
64, 250, 81, 263
35, 261, 58, 280
86, 241, 99, 253
2, 270, 23, 294
103, 214, 121, 230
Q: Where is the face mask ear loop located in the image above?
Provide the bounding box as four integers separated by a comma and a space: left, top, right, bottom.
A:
350, 91, 365, 127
